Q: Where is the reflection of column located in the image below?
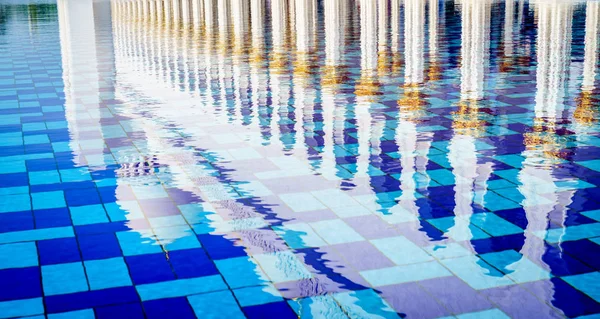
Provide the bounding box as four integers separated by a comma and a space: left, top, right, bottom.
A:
428, 0, 441, 80
377, 0, 389, 76
232, 0, 250, 124
293, 0, 317, 159
270, 0, 291, 148
249, 0, 268, 134
355, 0, 378, 179
321, 0, 347, 179
390, 0, 402, 72
395, 0, 429, 223
574, 1, 599, 127
460, 0, 490, 100
517, 1, 576, 294
445, 0, 492, 244
404, 0, 425, 84
57, 0, 105, 167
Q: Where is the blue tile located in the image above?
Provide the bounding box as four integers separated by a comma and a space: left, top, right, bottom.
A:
125, 253, 175, 285
78, 233, 121, 260
34, 208, 72, 228
0, 267, 42, 301
197, 234, 247, 260
37, 237, 81, 265
44, 286, 140, 314
244, 301, 297, 319
168, 248, 218, 278
143, 297, 196, 319
95, 303, 144, 319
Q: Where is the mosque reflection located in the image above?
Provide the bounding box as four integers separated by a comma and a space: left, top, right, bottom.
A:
53, 0, 599, 317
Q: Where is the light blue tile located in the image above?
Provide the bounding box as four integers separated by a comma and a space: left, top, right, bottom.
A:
215, 256, 269, 289
469, 213, 523, 237
582, 210, 600, 222
22, 123, 46, 132
153, 225, 201, 251
0, 161, 25, 174
273, 223, 327, 249
188, 290, 245, 319
536, 223, 600, 244
333, 289, 400, 319
0, 226, 74, 244
371, 236, 433, 265
233, 284, 283, 307
360, 261, 451, 287
427, 217, 490, 241
23, 134, 50, 145
441, 255, 514, 290
70, 205, 109, 226
428, 169, 456, 186
136, 275, 227, 301
0, 186, 29, 196
563, 272, 600, 302
105, 201, 144, 222
493, 155, 524, 169
279, 193, 326, 212
253, 251, 312, 283
479, 250, 551, 284
310, 219, 364, 245
577, 160, 600, 172
59, 168, 91, 183
84, 257, 132, 290
42, 262, 89, 296
482, 192, 522, 212
486, 179, 516, 190
31, 191, 66, 210
0, 242, 38, 269
0, 298, 44, 319
148, 215, 187, 228
457, 309, 510, 319
178, 203, 216, 224
116, 231, 162, 256
29, 170, 60, 185
287, 295, 347, 319
424, 243, 472, 260
0, 193, 31, 213
47, 309, 95, 319
52, 142, 71, 153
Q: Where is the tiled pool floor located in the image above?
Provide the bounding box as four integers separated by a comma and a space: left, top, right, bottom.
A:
1, 0, 600, 318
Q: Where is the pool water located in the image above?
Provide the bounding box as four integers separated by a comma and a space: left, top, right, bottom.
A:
0, 0, 599, 318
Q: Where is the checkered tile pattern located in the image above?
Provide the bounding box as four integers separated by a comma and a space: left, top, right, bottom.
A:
0, 1, 599, 319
